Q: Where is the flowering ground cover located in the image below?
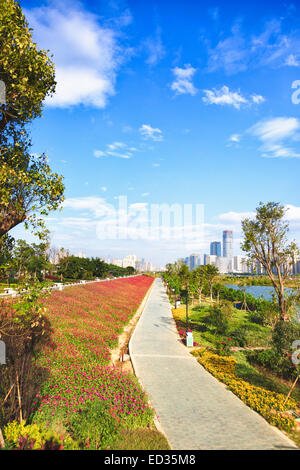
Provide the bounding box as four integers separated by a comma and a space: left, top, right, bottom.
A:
30, 275, 155, 447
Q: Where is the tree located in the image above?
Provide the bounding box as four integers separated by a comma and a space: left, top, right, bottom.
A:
178, 264, 190, 290
0, 233, 14, 280
191, 266, 207, 304
125, 266, 135, 275
0, 0, 56, 133
204, 264, 219, 302
241, 202, 299, 321
0, 148, 65, 238
12, 239, 34, 278
0, 234, 14, 265
0, 0, 64, 238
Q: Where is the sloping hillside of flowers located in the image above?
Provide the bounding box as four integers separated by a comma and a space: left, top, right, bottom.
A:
31, 275, 154, 440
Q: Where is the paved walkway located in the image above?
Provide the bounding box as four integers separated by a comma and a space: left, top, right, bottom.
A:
129, 278, 298, 450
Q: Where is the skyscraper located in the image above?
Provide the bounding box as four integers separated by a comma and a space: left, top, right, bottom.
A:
189, 253, 201, 270
203, 254, 217, 266
223, 230, 233, 258
210, 241, 221, 257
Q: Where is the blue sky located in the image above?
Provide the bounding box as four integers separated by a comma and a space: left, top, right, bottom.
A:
11, 0, 300, 265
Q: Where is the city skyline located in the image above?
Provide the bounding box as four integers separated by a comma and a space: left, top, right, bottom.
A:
9, 0, 300, 266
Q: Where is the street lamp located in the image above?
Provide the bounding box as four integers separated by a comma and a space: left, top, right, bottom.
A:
180, 288, 193, 347
180, 289, 189, 332
172, 288, 175, 304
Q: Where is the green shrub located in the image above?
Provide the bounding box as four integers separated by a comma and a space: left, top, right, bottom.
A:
247, 349, 299, 381
215, 337, 232, 356
208, 306, 229, 335
3, 420, 77, 450
219, 300, 235, 320
248, 310, 267, 325
229, 326, 249, 347
272, 321, 300, 355
68, 400, 122, 450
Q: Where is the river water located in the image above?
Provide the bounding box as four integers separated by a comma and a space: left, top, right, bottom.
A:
225, 284, 300, 320
225, 284, 295, 301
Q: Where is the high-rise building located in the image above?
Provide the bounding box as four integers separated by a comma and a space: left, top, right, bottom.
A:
144, 261, 153, 271
216, 257, 232, 273
233, 255, 248, 273
203, 254, 217, 266
122, 254, 137, 268
210, 241, 221, 257
189, 253, 201, 270
112, 259, 123, 267
135, 260, 143, 271
223, 230, 233, 258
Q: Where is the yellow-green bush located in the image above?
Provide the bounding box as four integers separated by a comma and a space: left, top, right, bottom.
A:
196, 349, 297, 432
4, 421, 78, 450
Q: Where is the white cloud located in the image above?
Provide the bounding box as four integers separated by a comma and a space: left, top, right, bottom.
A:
250, 117, 299, 141
25, 4, 129, 108
229, 133, 241, 143
249, 117, 300, 158
207, 18, 300, 74
139, 124, 163, 141
203, 86, 265, 109
94, 141, 137, 159
285, 54, 300, 66
217, 211, 256, 224
107, 142, 126, 150
94, 150, 106, 158
143, 28, 165, 66
285, 204, 300, 222
202, 85, 265, 109
170, 65, 197, 96
64, 197, 106, 212
251, 94, 265, 104
207, 23, 248, 75
202, 86, 248, 109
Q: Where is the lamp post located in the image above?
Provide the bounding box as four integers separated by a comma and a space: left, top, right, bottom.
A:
180, 288, 193, 347
172, 288, 175, 305
180, 289, 189, 332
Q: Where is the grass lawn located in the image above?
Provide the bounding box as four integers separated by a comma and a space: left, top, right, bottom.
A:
173, 301, 271, 349
111, 427, 170, 450
172, 301, 300, 407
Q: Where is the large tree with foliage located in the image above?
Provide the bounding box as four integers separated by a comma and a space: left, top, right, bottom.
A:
0, 0, 64, 238
204, 264, 219, 301
241, 202, 299, 321
191, 266, 207, 304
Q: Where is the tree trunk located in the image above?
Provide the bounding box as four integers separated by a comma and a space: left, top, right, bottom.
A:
0, 211, 26, 238
278, 290, 289, 321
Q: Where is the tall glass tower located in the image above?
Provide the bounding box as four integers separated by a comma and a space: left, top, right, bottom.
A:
223, 231, 233, 258
210, 241, 221, 257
